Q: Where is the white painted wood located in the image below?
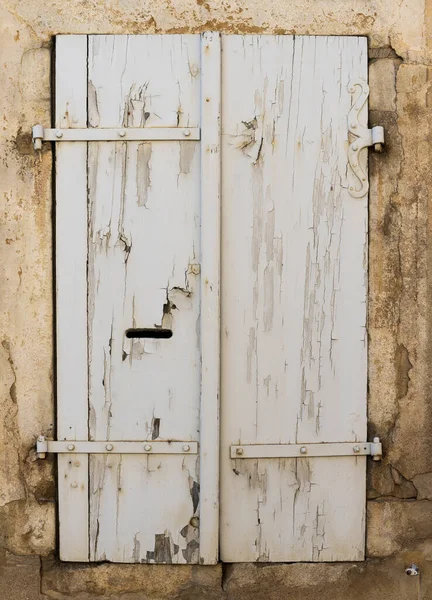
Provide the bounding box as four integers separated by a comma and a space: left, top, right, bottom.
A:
55, 35, 89, 562
87, 35, 202, 563
55, 33, 369, 565
43, 127, 200, 141
220, 36, 368, 562
199, 31, 221, 565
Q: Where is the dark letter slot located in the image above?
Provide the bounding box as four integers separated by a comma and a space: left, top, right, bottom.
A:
125, 328, 173, 339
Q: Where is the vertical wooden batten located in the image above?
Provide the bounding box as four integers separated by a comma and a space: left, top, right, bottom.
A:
199, 32, 221, 565
55, 35, 89, 561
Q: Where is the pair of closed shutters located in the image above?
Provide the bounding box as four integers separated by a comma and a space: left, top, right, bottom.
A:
55, 33, 368, 564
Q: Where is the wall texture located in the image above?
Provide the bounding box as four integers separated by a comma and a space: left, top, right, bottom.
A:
1, 0, 432, 597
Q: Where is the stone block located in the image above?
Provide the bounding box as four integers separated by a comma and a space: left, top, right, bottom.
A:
0, 551, 43, 600
41, 558, 223, 600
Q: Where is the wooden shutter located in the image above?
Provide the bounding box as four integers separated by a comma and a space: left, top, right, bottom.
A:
220, 36, 368, 562
55, 34, 368, 564
56, 34, 220, 564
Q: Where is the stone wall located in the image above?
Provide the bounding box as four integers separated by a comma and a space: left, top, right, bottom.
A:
1, 0, 432, 597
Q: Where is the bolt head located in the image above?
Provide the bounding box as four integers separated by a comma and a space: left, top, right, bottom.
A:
71, 482, 78, 488
55, 130, 63, 138
67, 443, 75, 451
353, 445, 360, 453
118, 130, 126, 137
351, 122, 357, 129
183, 129, 191, 137
352, 144, 358, 151
300, 446, 307, 454
106, 443, 114, 451
182, 444, 191, 452
235, 447, 244, 455
144, 444, 152, 452
190, 516, 199, 528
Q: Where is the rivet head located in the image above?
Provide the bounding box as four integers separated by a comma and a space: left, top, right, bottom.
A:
300, 446, 307, 455
351, 122, 357, 129
67, 443, 75, 451
353, 445, 361, 453
183, 129, 191, 137
71, 482, 78, 488
55, 130, 63, 138
235, 447, 244, 456
106, 443, 114, 451
118, 130, 126, 137
190, 516, 199, 528
182, 444, 191, 452
144, 444, 152, 452
350, 186, 354, 191
352, 144, 358, 151
74, 461, 80, 467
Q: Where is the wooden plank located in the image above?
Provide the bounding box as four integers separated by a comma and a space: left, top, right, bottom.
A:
87, 35, 202, 563
220, 35, 368, 562
55, 35, 89, 562
199, 32, 221, 565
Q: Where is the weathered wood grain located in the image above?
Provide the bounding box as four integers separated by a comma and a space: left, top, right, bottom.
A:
199, 31, 221, 565
220, 35, 368, 562
87, 35, 202, 563
55, 35, 89, 562
56, 34, 369, 564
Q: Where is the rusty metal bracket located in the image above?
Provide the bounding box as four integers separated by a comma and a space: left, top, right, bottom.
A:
347, 79, 384, 199
231, 438, 382, 461
32, 125, 200, 150
36, 436, 197, 458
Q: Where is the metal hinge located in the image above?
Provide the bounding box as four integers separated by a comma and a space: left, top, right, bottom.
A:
231, 438, 382, 461
347, 79, 385, 199
36, 436, 197, 458
32, 125, 200, 150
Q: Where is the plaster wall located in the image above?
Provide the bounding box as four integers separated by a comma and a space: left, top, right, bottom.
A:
1, 0, 432, 597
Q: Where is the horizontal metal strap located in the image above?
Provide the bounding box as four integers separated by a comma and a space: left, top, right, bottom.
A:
36, 436, 197, 458
32, 125, 200, 148
231, 438, 382, 460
